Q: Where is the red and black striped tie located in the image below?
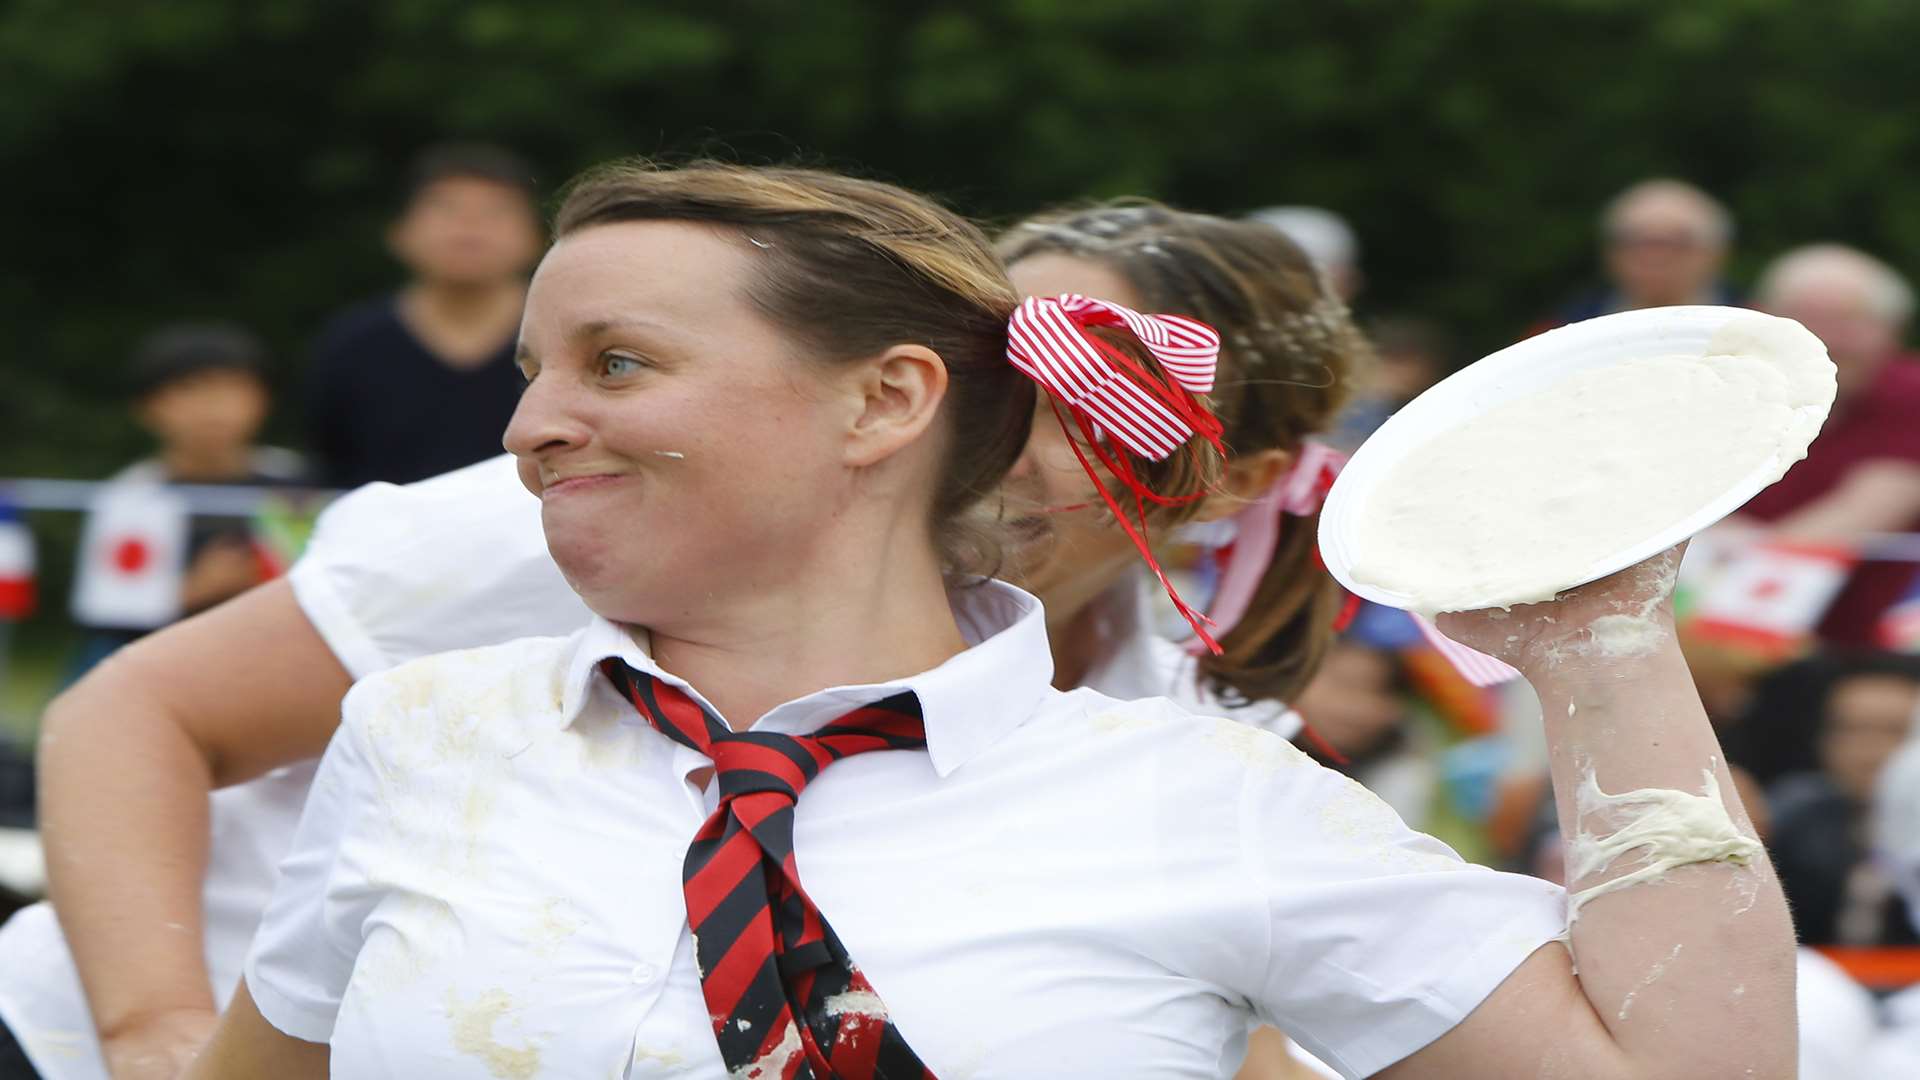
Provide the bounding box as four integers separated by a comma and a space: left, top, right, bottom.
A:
601, 660, 938, 1080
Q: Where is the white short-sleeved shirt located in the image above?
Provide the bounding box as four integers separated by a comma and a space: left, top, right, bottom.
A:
1081, 577, 1303, 740
246, 581, 1565, 1079
0, 456, 588, 1079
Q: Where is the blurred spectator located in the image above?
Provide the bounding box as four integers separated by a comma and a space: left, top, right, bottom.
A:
1294, 639, 1444, 825
1722, 653, 1844, 786
68, 325, 305, 672
1865, 735, 1920, 1076
1767, 652, 1920, 945
1739, 244, 1920, 645
1549, 178, 1737, 326
306, 142, 541, 487
1876, 731, 1920, 937
1293, 624, 1510, 861
1245, 206, 1361, 301
1323, 316, 1450, 452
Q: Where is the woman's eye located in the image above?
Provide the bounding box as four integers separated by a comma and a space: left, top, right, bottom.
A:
601, 351, 647, 377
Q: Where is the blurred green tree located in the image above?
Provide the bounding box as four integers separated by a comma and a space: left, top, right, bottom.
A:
5, 0, 1920, 482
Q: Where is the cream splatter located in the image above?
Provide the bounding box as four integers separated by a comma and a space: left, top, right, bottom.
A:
653, 450, 687, 460
1200, 717, 1313, 773
525, 897, 586, 958
1565, 554, 1681, 661
1315, 774, 1464, 873
20, 1028, 85, 1059
1616, 943, 1683, 1021
631, 1044, 687, 1066
1565, 765, 1762, 920
445, 988, 542, 1079
823, 989, 888, 1020
730, 1018, 804, 1080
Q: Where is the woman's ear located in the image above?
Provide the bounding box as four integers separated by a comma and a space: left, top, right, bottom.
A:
843, 344, 950, 468
1191, 446, 1292, 523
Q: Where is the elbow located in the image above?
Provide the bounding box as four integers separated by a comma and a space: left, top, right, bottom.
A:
38, 649, 212, 783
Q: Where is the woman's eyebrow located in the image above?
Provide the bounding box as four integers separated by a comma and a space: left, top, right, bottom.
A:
570, 315, 674, 343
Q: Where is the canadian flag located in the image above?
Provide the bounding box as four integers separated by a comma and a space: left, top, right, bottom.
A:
0, 500, 34, 621
1684, 541, 1856, 659
70, 482, 189, 630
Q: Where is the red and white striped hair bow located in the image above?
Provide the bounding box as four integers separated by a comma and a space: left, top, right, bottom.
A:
1007, 293, 1229, 651
1007, 294, 1222, 460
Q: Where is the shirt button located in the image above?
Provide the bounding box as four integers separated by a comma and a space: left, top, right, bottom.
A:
630, 962, 659, 985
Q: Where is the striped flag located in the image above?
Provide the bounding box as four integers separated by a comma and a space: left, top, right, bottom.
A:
1414, 615, 1522, 687
0, 499, 34, 620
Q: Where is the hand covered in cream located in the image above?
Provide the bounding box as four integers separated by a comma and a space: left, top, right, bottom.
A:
1433, 543, 1684, 674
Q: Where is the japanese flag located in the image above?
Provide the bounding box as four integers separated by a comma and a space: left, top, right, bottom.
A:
1684, 541, 1855, 659
70, 483, 189, 630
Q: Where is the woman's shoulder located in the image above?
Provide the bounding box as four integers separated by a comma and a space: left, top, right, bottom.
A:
1024, 687, 1320, 783
342, 634, 581, 756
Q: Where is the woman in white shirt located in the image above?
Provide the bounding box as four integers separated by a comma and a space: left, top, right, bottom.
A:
8, 214, 1345, 1079
15, 207, 1350, 1080
170, 159, 1790, 1078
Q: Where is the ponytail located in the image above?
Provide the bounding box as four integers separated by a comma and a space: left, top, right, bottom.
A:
1198, 508, 1343, 705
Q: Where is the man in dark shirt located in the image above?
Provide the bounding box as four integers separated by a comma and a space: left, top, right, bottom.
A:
1537, 178, 1741, 332
306, 143, 542, 487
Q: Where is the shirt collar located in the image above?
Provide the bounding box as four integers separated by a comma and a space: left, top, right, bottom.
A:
558, 579, 1055, 778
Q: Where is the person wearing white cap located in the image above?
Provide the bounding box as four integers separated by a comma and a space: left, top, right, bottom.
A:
1245, 205, 1362, 301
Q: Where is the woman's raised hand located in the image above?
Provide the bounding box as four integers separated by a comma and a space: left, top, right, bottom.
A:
1432, 542, 1687, 675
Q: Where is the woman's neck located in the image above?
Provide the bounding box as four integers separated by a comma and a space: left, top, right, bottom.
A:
646, 540, 969, 729
1041, 573, 1131, 691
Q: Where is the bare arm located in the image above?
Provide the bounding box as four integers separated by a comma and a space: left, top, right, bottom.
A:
180, 980, 328, 1080
1769, 458, 1920, 539
37, 580, 351, 1078
1235, 1028, 1331, 1080
1381, 547, 1796, 1079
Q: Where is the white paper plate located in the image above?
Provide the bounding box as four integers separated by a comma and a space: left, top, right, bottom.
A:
1318, 306, 1832, 613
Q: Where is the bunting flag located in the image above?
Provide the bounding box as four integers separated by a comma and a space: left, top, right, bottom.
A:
1876, 569, 1920, 652
1683, 540, 1856, 661
1412, 615, 1522, 687
249, 495, 320, 579
70, 482, 190, 630
0, 498, 35, 621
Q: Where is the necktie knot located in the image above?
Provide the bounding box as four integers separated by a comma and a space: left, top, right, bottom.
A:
708, 731, 818, 802
596, 659, 939, 1078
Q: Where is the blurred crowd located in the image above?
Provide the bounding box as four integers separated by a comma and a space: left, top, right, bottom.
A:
9, 145, 1920, 1075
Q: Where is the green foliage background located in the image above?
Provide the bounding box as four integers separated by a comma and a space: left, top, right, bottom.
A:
3, 0, 1920, 674
11, 0, 1920, 474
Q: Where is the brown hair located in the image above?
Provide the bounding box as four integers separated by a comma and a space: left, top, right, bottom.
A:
553, 160, 1034, 574
1000, 203, 1366, 704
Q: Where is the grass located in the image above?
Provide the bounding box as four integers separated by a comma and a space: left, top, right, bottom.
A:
0, 626, 74, 746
